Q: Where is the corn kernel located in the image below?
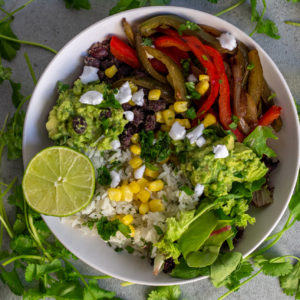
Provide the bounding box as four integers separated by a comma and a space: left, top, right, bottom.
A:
105, 65, 118, 78
130, 144, 141, 155
196, 80, 210, 95
137, 188, 151, 203
155, 111, 164, 123
175, 118, 191, 129
139, 203, 149, 215
161, 124, 171, 132
202, 113, 217, 128
129, 224, 135, 237
162, 109, 175, 126
129, 82, 138, 93
121, 185, 133, 202
129, 156, 143, 169
148, 89, 161, 101
129, 181, 140, 194
174, 101, 188, 113
149, 199, 164, 212
145, 167, 159, 179
108, 188, 122, 201
148, 180, 164, 192
131, 133, 139, 144
129, 100, 136, 106
121, 214, 134, 225
137, 178, 149, 189
199, 74, 210, 81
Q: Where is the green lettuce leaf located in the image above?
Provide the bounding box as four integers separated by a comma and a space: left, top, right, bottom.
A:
243, 126, 278, 158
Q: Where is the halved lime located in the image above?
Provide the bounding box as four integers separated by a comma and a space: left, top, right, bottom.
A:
22, 146, 95, 217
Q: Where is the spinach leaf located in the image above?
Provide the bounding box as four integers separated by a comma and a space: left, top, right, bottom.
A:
210, 252, 242, 287
178, 211, 218, 260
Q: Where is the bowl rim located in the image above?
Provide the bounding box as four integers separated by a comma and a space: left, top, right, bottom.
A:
22, 5, 300, 286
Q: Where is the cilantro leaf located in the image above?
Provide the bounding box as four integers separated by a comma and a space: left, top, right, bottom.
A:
96, 216, 130, 241
9, 80, 23, 108
0, 21, 21, 61
25, 259, 62, 282
256, 19, 280, 39
57, 81, 70, 93
0, 63, 11, 83
224, 260, 254, 290
243, 126, 278, 158
178, 21, 200, 35
0, 265, 24, 296
97, 166, 112, 186
142, 37, 153, 46
280, 261, 300, 296
10, 234, 37, 255
154, 225, 163, 235
1, 110, 25, 160
147, 285, 181, 300
186, 107, 196, 120
185, 82, 201, 100
179, 185, 194, 196
63, 0, 91, 10
83, 279, 116, 300
254, 255, 293, 277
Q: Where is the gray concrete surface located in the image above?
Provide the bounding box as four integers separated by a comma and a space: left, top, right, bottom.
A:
0, 0, 299, 299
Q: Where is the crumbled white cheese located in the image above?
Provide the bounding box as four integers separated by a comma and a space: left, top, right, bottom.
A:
217, 32, 237, 51
124, 111, 134, 122
187, 74, 197, 82
134, 164, 145, 179
132, 89, 145, 106
196, 136, 206, 148
186, 124, 204, 144
169, 121, 186, 141
110, 171, 121, 188
79, 90, 103, 105
79, 66, 99, 84
110, 139, 121, 150
194, 184, 204, 197
213, 144, 229, 159
115, 81, 132, 104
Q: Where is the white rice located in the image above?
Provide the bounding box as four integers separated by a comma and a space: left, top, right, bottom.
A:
61, 147, 199, 255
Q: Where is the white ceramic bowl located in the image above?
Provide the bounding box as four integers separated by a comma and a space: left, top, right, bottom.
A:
23, 6, 300, 286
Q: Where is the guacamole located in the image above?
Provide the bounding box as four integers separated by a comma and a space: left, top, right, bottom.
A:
46, 80, 127, 151
179, 135, 268, 198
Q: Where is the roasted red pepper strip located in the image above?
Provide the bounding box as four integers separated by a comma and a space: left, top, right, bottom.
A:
258, 105, 282, 126
210, 225, 232, 237
110, 36, 140, 69
149, 58, 168, 74
231, 128, 245, 142
155, 36, 191, 52
156, 46, 189, 67
204, 45, 231, 129
157, 27, 181, 38
181, 36, 220, 117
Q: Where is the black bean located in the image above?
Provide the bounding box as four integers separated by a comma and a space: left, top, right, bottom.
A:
88, 42, 109, 60
73, 116, 87, 134
99, 109, 112, 119
144, 99, 167, 112
163, 258, 175, 273
145, 114, 157, 131
132, 107, 145, 127
84, 56, 100, 68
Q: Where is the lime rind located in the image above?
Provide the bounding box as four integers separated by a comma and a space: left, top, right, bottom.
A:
22, 146, 95, 217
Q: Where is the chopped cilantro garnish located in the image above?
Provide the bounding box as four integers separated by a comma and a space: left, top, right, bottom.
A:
154, 225, 163, 235
178, 20, 200, 35
247, 63, 255, 70
185, 82, 201, 100
97, 166, 112, 186
141, 37, 153, 46
186, 107, 197, 120
179, 185, 194, 196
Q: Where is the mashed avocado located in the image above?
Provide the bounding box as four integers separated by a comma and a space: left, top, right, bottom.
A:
46, 79, 127, 151
180, 135, 268, 198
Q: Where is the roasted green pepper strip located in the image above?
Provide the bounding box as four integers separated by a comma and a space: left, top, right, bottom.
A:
144, 46, 187, 101
248, 49, 264, 106
122, 18, 135, 47
112, 76, 174, 103
139, 15, 229, 53
135, 33, 168, 84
